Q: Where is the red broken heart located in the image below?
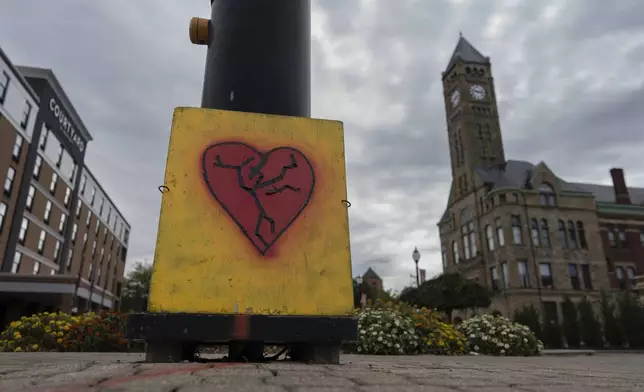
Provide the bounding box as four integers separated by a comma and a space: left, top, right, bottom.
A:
201, 141, 315, 255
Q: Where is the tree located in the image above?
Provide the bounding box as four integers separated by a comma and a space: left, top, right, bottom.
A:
577, 296, 602, 347
618, 291, 644, 348
513, 305, 543, 342
561, 296, 580, 347
600, 290, 623, 347
399, 273, 491, 322
120, 262, 153, 313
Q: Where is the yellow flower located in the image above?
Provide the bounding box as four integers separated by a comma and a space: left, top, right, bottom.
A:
63, 326, 70, 331
13, 332, 21, 339
9, 321, 20, 328
14, 347, 22, 352
57, 338, 63, 343
32, 344, 38, 350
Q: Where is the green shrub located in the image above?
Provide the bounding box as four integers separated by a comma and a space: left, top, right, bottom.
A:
618, 292, 644, 348
577, 297, 602, 347
601, 290, 623, 347
457, 314, 543, 356
561, 296, 580, 348
542, 320, 563, 349
513, 305, 543, 342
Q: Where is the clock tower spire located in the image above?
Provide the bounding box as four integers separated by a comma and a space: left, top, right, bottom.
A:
442, 35, 506, 201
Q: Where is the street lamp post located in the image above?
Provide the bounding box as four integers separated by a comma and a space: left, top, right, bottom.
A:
412, 247, 421, 286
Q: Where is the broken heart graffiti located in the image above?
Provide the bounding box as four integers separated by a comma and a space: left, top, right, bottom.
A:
201, 141, 315, 255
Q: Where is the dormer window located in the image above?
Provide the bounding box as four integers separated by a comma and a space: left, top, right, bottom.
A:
539, 183, 556, 206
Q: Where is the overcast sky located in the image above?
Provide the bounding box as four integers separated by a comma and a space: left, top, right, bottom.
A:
2, 0, 643, 292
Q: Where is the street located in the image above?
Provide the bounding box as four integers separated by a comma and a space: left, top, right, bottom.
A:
1, 352, 643, 391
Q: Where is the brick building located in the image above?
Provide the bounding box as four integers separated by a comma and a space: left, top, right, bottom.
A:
0, 46, 130, 326
437, 36, 644, 323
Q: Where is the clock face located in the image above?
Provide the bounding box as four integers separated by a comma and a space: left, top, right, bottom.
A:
469, 84, 486, 100
450, 90, 460, 107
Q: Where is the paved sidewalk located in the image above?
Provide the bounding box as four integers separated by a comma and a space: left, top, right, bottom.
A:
1, 352, 643, 391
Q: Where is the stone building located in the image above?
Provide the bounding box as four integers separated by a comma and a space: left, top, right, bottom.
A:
362, 268, 383, 294
0, 46, 131, 326
436, 35, 644, 323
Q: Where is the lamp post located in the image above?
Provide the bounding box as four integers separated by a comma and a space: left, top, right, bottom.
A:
412, 247, 421, 286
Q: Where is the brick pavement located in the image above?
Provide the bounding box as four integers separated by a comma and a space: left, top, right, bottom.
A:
0, 352, 643, 391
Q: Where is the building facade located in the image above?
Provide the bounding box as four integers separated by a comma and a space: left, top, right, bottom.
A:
0, 46, 130, 327
437, 36, 644, 323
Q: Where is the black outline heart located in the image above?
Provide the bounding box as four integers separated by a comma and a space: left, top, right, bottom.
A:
201, 141, 315, 255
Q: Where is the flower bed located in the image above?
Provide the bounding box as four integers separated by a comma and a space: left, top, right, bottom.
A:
0, 311, 128, 353
457, 314, 543, 356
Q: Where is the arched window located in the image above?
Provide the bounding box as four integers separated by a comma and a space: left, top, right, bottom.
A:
568, 220, 578, 248
486, 225, 495, 251
460, 207, 476, 260
539, 183, 556, 206
540, 219, 550, 246
441, 245, 448, 269
530, 219, 540, 246
558, 220, 567, 248
452, 240, 459, 264
607, 225, 616, 247
576, 221, 587, 249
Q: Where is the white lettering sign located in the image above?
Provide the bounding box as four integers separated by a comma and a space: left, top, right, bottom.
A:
49, 98, 86, 154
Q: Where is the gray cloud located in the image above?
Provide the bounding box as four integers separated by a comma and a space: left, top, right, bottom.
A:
2, 0, 643, 292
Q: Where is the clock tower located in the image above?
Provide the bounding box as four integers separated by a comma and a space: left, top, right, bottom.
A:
442, 35, 506, 201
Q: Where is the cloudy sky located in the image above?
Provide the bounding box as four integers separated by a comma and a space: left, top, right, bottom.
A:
2, 0, 643, 292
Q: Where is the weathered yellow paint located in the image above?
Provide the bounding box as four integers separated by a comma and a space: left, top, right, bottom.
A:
148, 108, 354, 316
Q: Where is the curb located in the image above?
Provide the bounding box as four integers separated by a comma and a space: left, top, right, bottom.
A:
542, 350, 596, 356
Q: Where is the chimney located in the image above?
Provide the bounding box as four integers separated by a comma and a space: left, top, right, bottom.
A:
610, 168, 631, 205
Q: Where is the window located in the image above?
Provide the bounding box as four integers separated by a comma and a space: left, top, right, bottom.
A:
37, 230, 46, 254
441, 245, 448, 269
10, 252, 21, 274
103, 227, 108, 243
539, 263, 553, 289
95, 221, 100, 236
501, 262, 509, 290
88, 263, 94, 280
486, 225, 495, 251
555, 220, 566, 248
640, 229, 644, 246
495, 218, 505, 246
44, 200, 52, 223
452, 240, 459, 264
539, 183, 556, 206
33, 156, 42, 179
86, 210, 92, 227
581, 264, 593, 290
66, 249, 73, 270
627, 267, 636, 288
53, 240, 61, 262
26, 186, 35, 211
511, 215, 523, 244
616, 267, 626, 290
569, 264, 580, 290
0, 71, 9, 104
607, 225, 616, 248
70, 163, 77, 183
618, 226, 627, 247
518, 260, 529, 288
33, 261, 40, 275
80, 175, 87, 195
20, 101, 32, 129
577, 221, 587, 249
567, 220, 578, 248
99, 197, 104, 215
58, 213, 67, 233
50, 269, 56, 276
56, 144, 63, 168
76, 202, 82, 218
12, 135, 23, 161
107, 208, 112, 224
499, 194, 507, 203
100, 248, 104, 262
49, 173, 58, 194
513, 193, 520, 203
71, 223, 78, 243
39, 128, 49, 150
91, 187, 96, 205
97, 267, 102, 285
4, 167, 16, 196
530, 219, 540, 246
92, 241, 97, 257
18, 218, 28, 244
540, 219, 550, 247
490, 266, 499, 291
64, 187, 71, 207
0, 202, 7, 233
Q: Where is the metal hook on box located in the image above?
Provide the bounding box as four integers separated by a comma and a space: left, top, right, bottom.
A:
342, 200, 351, 208
158, 185, 170, 194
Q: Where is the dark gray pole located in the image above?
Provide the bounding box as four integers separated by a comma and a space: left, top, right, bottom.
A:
201, 0, 311, 118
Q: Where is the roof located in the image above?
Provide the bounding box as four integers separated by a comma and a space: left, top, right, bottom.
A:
15, 65, 93, 143
0, 46, 40, 104
445, 35, 489, 73
362, 268, 382, 281
437, 159, 644, 223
